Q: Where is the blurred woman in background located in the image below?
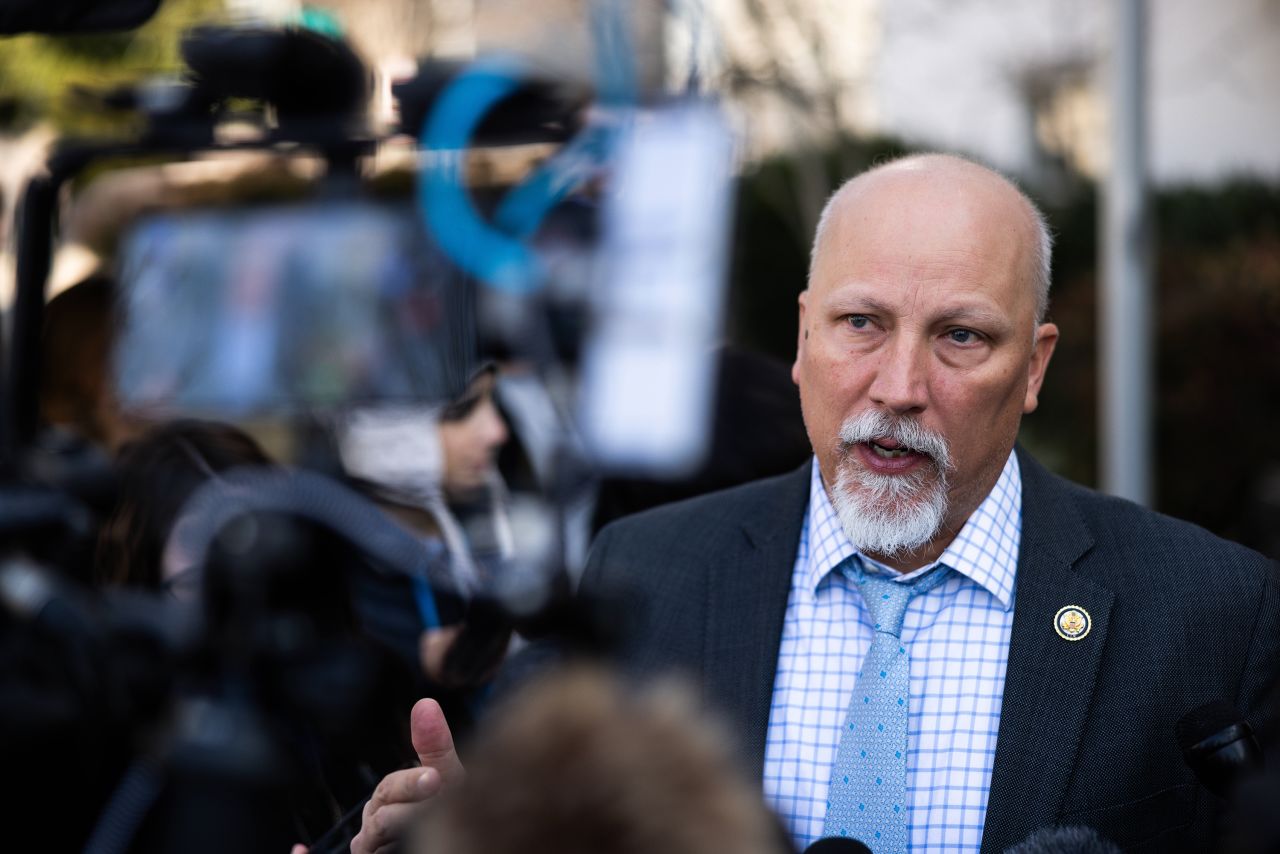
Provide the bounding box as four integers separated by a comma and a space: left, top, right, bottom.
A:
95, 418, 273, 594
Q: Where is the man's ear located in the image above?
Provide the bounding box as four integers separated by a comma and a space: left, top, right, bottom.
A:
792, 289, 809, 386
1023, 322, 1059, 413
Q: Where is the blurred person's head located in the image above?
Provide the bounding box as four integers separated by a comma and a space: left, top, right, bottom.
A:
96, 419, 272, 594
415, 666, 789, 854
438, 366, 508, 500
338, 366, 509, 505
337, 366, 512, 595
40, 274, 138, 450
792, 153, 1058, 569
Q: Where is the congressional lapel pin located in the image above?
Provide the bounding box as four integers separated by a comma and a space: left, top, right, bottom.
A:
1054, 605, 1092, 641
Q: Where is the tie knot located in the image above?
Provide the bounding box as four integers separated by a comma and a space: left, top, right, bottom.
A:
846, 561, 951, 637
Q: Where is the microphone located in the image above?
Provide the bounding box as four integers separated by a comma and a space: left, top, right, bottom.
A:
1004, 826, 1122, 853
1176, 700, 1263, 797
802, 838, 873, 854
0, 0, 161, 35
181, 25, 370, 120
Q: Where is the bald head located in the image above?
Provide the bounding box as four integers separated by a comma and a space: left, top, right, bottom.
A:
792, 153, 1061, 569
809, 154, 1052, 324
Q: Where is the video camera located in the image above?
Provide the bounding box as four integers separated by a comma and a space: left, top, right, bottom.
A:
1, 3, 735, 851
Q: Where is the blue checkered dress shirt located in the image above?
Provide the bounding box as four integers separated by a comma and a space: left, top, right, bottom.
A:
763, 451, 1022, 852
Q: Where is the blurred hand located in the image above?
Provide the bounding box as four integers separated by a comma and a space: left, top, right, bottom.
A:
350, 698, 465, 854
419, 626, 462, 683
418, 616, 513, 690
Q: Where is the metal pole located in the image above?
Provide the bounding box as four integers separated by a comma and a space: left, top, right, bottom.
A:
1101, 0, 1152, 506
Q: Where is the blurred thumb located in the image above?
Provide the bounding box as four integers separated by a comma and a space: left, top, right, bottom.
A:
410, 697, 465, 786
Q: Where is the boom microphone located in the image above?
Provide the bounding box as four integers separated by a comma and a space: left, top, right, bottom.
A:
0, 0, 160, 35
181, 25, 370, 120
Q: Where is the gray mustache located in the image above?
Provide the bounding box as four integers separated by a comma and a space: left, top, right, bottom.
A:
838, 410, 954, 472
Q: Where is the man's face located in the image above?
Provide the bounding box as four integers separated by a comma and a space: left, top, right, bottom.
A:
792, 165, 1058, 566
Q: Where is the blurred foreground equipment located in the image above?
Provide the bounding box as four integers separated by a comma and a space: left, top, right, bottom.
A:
0, 0, 161, 35
3, 4, 740, 850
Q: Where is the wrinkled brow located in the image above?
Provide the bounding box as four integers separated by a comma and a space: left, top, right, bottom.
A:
824, 292, 1014, 333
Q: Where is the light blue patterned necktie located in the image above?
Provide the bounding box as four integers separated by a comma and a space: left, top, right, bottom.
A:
823, 557, 952, 852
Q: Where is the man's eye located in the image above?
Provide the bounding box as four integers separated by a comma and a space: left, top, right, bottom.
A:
847, 315, 870, 330
947, 328, 979, 344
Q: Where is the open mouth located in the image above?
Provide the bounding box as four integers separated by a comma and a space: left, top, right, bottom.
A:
837, 411, 953, 480
851, 437, 932, 474
866, 437, 924, 460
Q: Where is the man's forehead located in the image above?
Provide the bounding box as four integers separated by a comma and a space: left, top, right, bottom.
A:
813, 169, 1035, 295
818, 158, 1038, 250
836, 179, 1020, 238
812, 211, 1024, 285
809, 230, 1038, 332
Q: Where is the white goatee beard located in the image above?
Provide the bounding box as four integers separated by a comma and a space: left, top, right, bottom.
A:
829, 410, 953, 560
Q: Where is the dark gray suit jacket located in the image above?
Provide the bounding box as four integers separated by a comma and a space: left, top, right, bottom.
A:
580, 446, 1280, 852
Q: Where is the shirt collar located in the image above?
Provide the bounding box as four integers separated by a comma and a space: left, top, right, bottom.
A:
802, 451, 1021, 610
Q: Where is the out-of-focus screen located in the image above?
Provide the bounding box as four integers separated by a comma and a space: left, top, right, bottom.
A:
112, 201, 475, 417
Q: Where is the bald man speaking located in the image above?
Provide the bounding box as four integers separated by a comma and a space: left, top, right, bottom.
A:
356, 155, 1279, 854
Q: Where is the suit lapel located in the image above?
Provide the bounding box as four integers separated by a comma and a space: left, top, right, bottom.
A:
979, 448, 1114, 853
704, 463, 811, 782
696, 450, 1115, 837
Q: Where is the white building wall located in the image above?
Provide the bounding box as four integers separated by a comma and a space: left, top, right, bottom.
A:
870, 0, 1280, 185
1148, 0, 1280, 182
873, 0, 1102, 178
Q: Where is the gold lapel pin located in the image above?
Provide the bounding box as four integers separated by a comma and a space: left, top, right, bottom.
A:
1054, 605, 1092, 641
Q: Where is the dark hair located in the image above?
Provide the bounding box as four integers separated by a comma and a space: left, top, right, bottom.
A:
95, 419, 272, 590
40, 274, 117, 443
439, 363, 497, 423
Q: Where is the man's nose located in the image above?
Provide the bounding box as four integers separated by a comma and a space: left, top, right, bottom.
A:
867, 335, 929, 415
